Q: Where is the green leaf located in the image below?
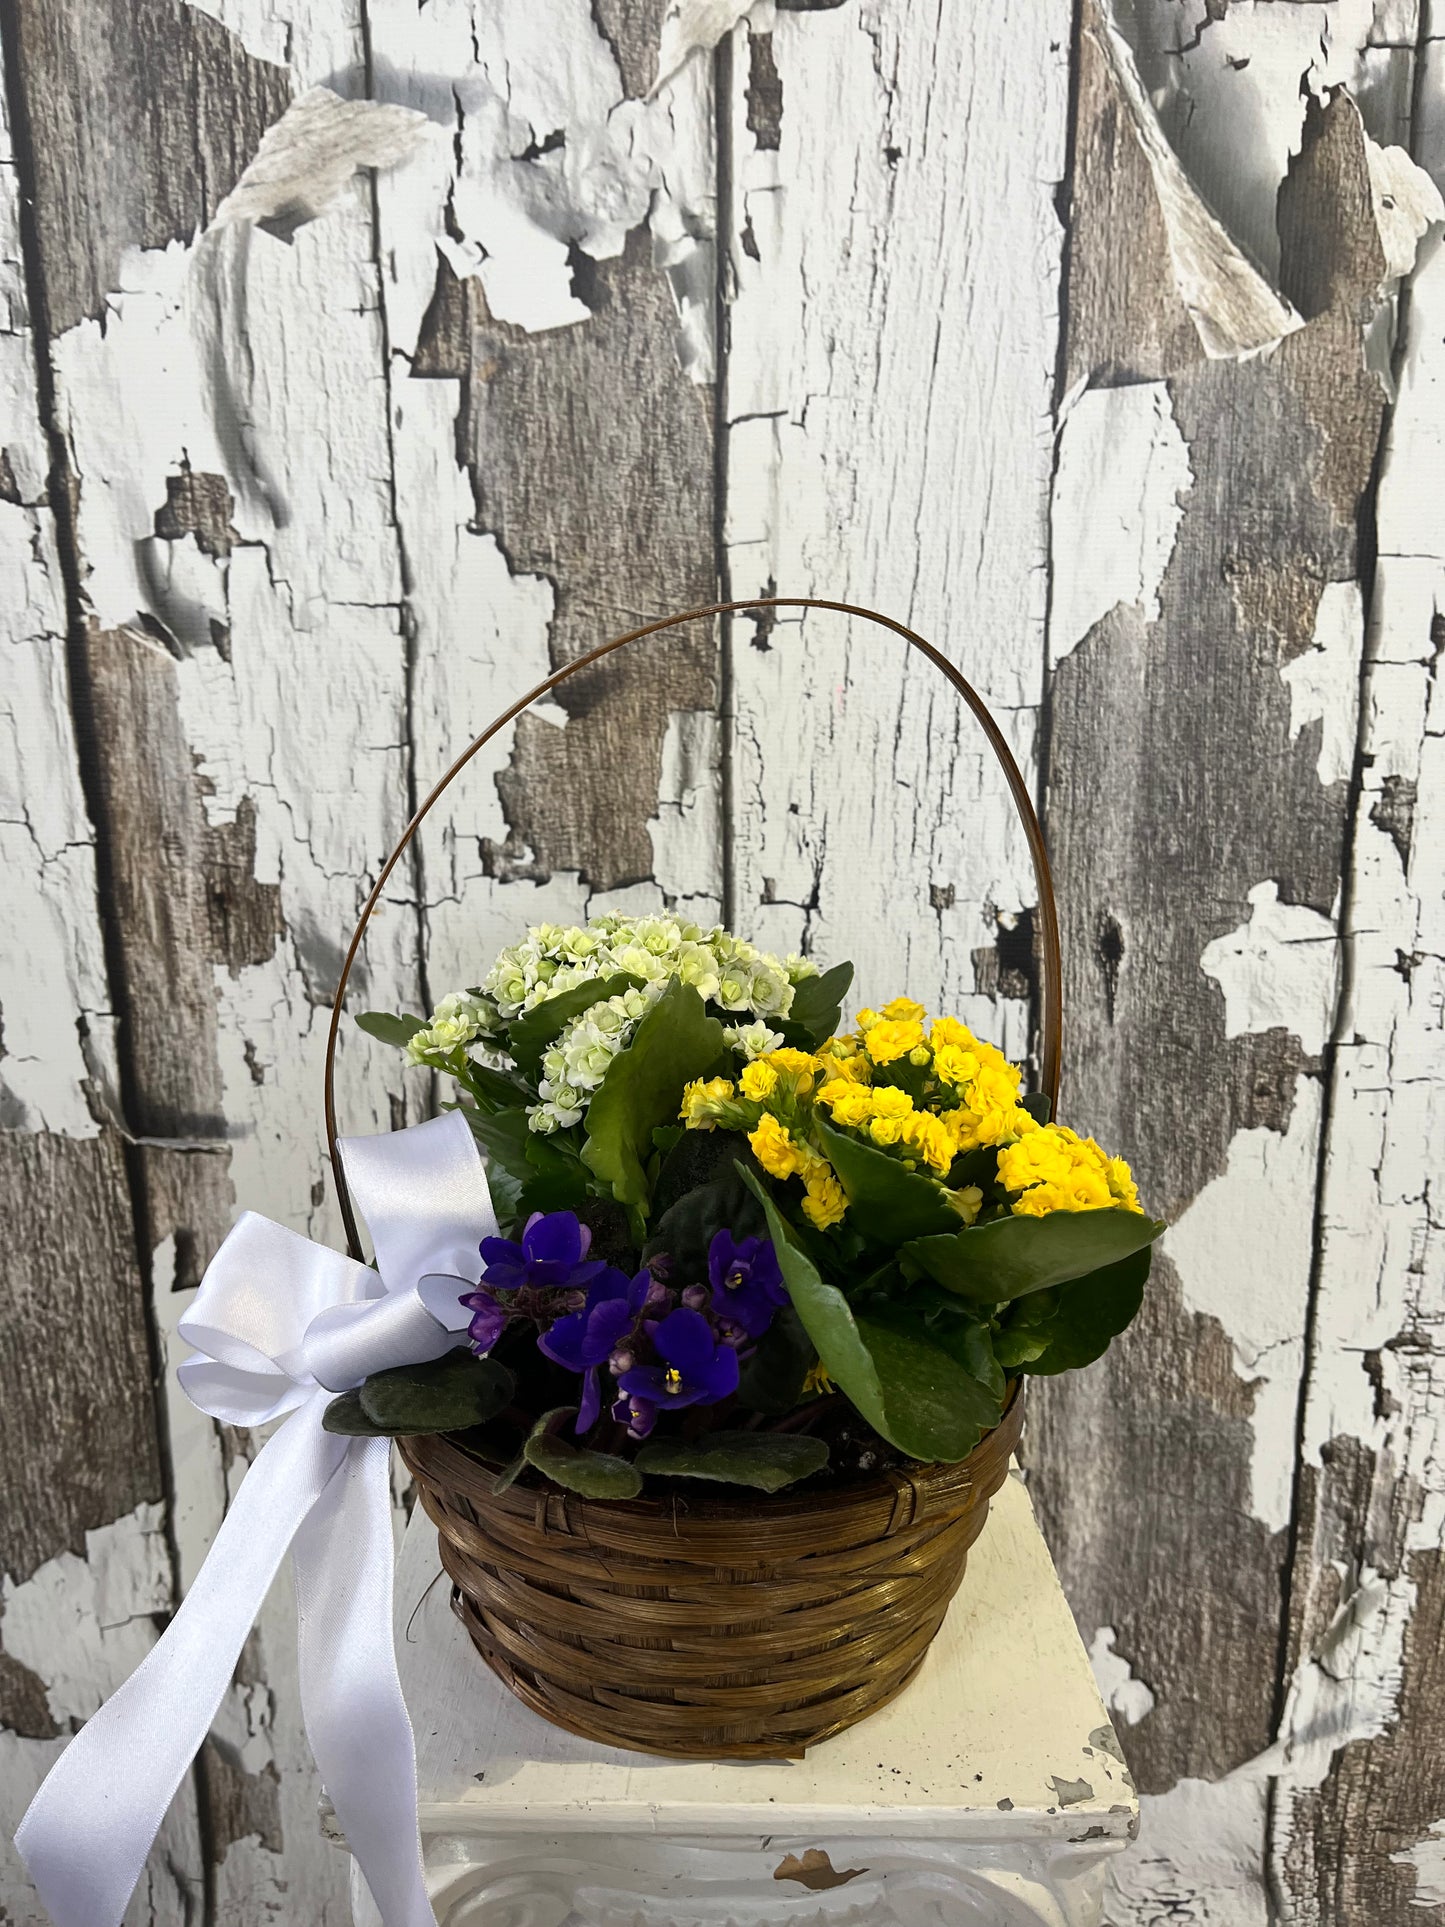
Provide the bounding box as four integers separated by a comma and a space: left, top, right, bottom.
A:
635, 1430, 830, 1492
1019, 1090, 1052, 1126
742, 1168, 994, 1461
993, 1289, 1058, 1368
506, 973, 643, 1079
780, 961, 855, 1047
814, 1116, 960, 1244
321, 1390, 384, 1435
490, 1446, 529, 1494
854, 1310, 1003, 1461
650, 1127, 752, 1224
903, 1209, 1166, 1305
357, 1352, 516, 1435
523, 1409, 643, 1498
1019, 1246, 1152, 1375
355, 1011, 424, 1050
922, 1306, 1007, 1402
582, 980, 725, 1214
461, 1061, 534, 1115
742, 1169, 892, 1428
736, 1304, 816, 1414
644, 1148, 767, 1276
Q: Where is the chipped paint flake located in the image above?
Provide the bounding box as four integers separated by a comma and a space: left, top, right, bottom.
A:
1392, 1818, 1445, 1908
211, 87, 431, 240
655, 0, 773, 94
1280, 579, 1365, 789
1088, 1625, 1157, 1728
1049, 381, 1192, 665
1199, 880, 1338, 1057
1165, 1076, 1323, 1533
1095, 6, 1304, 358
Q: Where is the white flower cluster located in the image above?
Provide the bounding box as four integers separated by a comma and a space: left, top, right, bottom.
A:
405, 990, 500, 1064
409, 914, 818, 1136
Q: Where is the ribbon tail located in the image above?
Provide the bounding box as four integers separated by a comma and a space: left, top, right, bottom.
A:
15, 1399, 346, 1927
292, 1436, 435, 1927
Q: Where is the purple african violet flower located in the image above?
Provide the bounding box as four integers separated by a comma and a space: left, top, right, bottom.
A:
617, 1306, 740, 1419
459, 1284, 510, 1356
479, 1211, 609, 1293
706, 1230, 786, 1340
538, 1267, 651, 1432
612, 1390, 657, 1440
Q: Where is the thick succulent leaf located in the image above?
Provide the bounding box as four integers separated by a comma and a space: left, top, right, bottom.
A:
923, 1305, 1007, 1401
743, 1170, 891, 1433
354, 1010, 424, 1050
357, 1352, 516, 1435
506, 973, 643, 1079
1018, 1246, 1152, 1375
779, 961, 855, 1047
736, 1304, 817, 1414
635, 1430, 830, 1492
522, 1409, 643, 1498
462, 1061, 534, 1115
582, 980, 725, 1212
853, 1310, 1003, 1461
814, 1116, 959, 1243
742, 1168, 991, 1461
903, 1208, 1166, 1305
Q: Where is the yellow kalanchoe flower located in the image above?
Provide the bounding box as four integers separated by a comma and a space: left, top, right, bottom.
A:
738, 1060, 779, 1100
749, 1113, 809, 1181
679, 1076, 736, 1130
880, 995, 928, 1023
801, 1163, 847, 1229
864, 1018, 926, 1065
997, 1122, 1142, 1218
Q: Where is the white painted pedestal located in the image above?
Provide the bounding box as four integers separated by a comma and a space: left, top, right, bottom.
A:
342, 1469, 1136, 1927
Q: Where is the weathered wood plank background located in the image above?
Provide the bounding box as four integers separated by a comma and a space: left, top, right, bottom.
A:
1, 1, 1441, 1921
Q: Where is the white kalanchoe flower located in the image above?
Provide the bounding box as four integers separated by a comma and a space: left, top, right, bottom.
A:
724, 1021, 786, 1059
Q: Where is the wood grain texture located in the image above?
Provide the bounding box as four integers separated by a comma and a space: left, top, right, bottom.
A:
3, 0, 1444, 1919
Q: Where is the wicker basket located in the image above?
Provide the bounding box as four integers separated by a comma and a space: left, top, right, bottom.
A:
323, 598, 1063, 1761
398, 1382, 1023, 1760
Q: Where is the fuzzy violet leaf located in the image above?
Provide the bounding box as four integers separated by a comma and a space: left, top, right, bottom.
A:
582, 979, 725, 1213
522, 1408, 643, 1498
635, 1430, 830, 1492
354, 1010, 425, 1050
903, 1208, 1165, 1304
322, 1352, 515, 1437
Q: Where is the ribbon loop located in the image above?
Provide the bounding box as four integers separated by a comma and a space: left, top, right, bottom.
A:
16, 1108, 498, 1927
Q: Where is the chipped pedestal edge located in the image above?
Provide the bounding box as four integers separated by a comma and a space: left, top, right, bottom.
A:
325, 1470, 1137, 1926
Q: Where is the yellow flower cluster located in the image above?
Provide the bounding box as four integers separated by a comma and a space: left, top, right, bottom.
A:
996, 1124, 1141, 1218
679, 996, 1144, 1229
678, 1051, 846, 1229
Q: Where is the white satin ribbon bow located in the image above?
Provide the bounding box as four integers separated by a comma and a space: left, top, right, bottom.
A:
16, 1109, 497, 1927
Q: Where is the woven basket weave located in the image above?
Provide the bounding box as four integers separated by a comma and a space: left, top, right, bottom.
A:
399, 1381, 1024, 1761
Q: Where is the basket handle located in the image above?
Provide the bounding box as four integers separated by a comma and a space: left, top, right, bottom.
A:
323, 597, 1062, 1259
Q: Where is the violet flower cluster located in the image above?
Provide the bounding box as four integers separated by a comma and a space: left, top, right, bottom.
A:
459, 1212, 788, 1440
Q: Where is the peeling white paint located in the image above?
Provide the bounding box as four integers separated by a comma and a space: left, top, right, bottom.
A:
1087, 1625, 1157, 1727
1165, 1077, 1323, 1533
373, 0, 717, 375
1048, 381, 1192, 665
655, 0, 773, 94
211, 86, 430, 239
1096, 5, 1304, 358
1109, 1774, 1269, 1927
724, 1, 1068, 1055
1393, 1818, 1445, 1908
1280, 579, 1365, 789
649, 708, 725, 923
0, 69, 118, 1138
1199, 880, 1338, 1057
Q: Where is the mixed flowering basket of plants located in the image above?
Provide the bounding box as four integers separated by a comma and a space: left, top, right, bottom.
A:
343, 912, 1164, 1501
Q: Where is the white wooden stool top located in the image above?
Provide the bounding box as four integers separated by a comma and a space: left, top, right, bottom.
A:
385, 1467, 1136, 1848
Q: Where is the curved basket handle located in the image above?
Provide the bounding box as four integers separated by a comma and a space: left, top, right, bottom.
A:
324, 597, 1062, 1259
